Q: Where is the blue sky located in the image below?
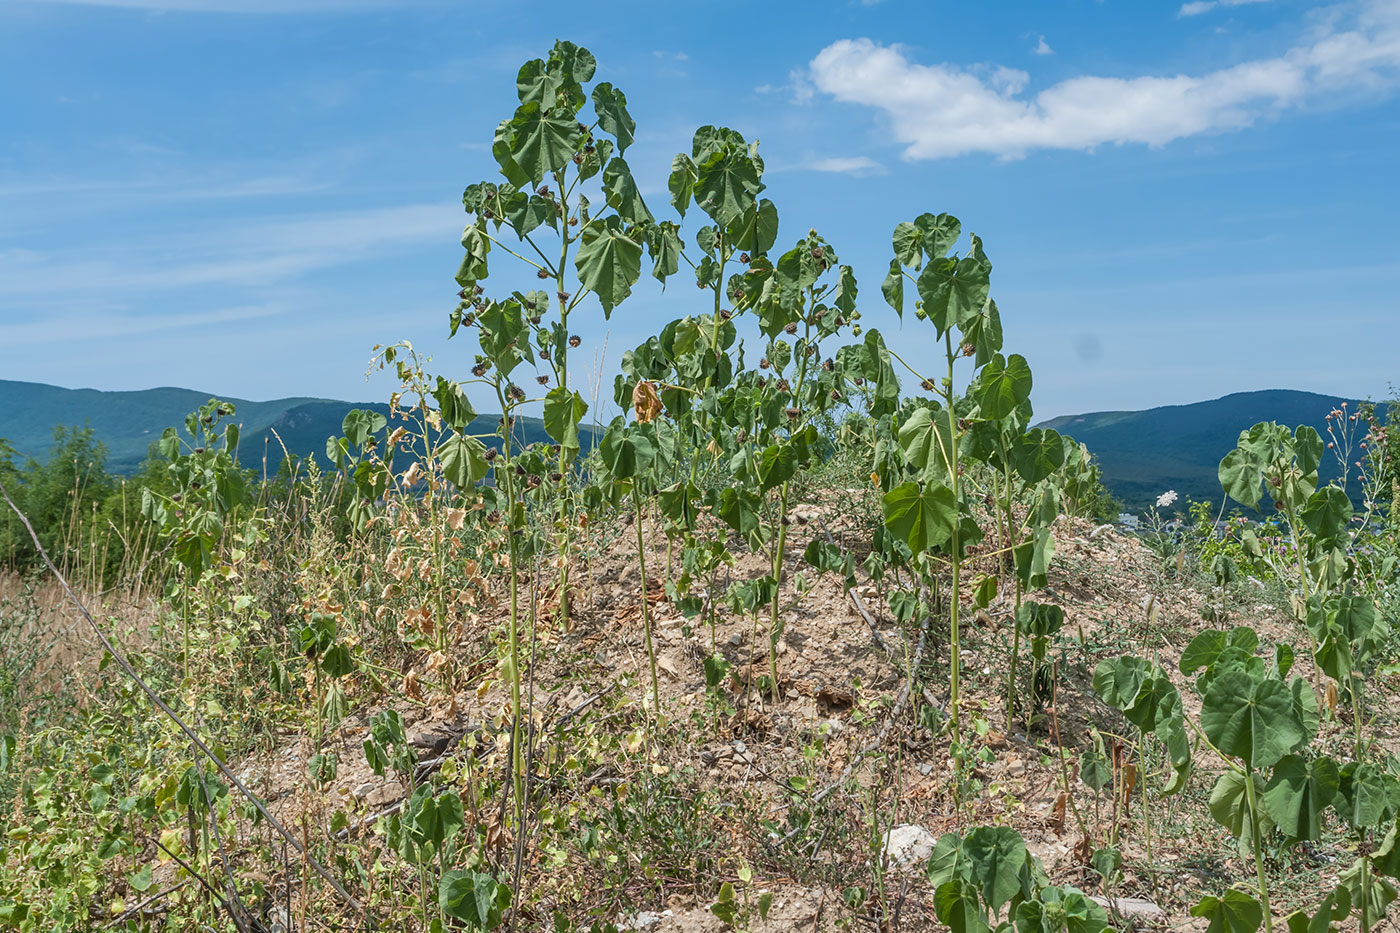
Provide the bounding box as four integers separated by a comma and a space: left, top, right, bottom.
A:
1, 0, 1397, 422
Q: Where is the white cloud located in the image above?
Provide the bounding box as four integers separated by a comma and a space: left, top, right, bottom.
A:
1180, 0, 1272, 16
807, 2, 1400, 160
801, 156, 887, 176
20, 0, 411, 11
0, 203, 456, 297
0, 305, 287, 346
1034, 36, 1054, 55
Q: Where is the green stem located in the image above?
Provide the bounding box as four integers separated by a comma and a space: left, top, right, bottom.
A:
1139, 733, 1158, 898
769, 482, 789, 698
943, 332, 963, 750
496, 386, 526, 833
1241, 765, 1273, 933
1003, 457, 1023, 729
633, 483, 661, 716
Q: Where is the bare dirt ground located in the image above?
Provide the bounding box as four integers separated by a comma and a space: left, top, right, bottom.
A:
213, 499, 1395, 932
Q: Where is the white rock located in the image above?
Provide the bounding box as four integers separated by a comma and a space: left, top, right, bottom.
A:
882, 824, 937, 870
630, 910, 672, 930
1089, 895, 1165, 920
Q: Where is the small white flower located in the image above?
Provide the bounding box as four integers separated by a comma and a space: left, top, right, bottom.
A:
1156, 490, 1178, 508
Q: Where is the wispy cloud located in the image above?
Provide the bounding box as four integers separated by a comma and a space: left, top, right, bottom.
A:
0, 203, 457, 297
0, 304, 288, 346
1180, 0, 1272, 16
806, 1, 1400, 159
1033, 35, 1054, 55
800, 155, 887, 176
20, 0, 417, 11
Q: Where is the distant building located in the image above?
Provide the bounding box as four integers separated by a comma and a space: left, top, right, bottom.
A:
1117, 512, 1140, 530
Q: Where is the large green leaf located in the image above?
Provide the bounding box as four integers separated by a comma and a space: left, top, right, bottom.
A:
1190, 890, 1263, 933
1264, 754, 1339, 841
757, 442, 797, 493
1209, 771, 1275, 857
438, 434, 489, 488
1338, 761, 1393, 830
933, 879, 990, 933
976, 353, 1032, 421
1011, 429, 1064, 485
668, 152, 695, 217
1295, 424, 1324, 478
712, 487, 760, 535
502, 190, 556, 238
439, 868, 508, 928
915, 238, 991, 337
602, 157, 652, 224
433, 377, 477, 431
726, 198, 778, 255
599, 420, 655, 480
342, 409, 387, 449
1092, 656, 1151, 712
644, 222, 682, 284
898, 405, 953, 480
914, 212, 962, 261
592, 82, 635, 153
962, 826, 1027, 913
892, 221, 923, 269
1301, 486, 1352, 544
881, 258, 904, 316
1202, 671, 1305, 768
960, 299, 1003, 367
1181, 627, 1259, 676
1219, 447, 1263, 509
542, 388, 587, 459
507, 102, 579, 186
693, 147, 761, 227
575, 216, 642, 317
925, 832, 966, 889
1013, 526, 1055, 591
477, 301, 527, 375
881, 482, 958, 555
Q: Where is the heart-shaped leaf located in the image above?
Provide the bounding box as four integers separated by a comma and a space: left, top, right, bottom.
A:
881, 482, 958, 555
1202, 671, 1306, 768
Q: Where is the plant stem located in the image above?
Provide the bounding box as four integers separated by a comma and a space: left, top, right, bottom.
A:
633, 483, 661, 716
496, 386, 526, 834
943, 332, 963, 749
1241, 765, 1273, 933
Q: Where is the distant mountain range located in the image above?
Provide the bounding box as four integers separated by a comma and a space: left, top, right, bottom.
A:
0, 380, 596, 475
1, 381, 1388, 511
1040, 389, 1387, 511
